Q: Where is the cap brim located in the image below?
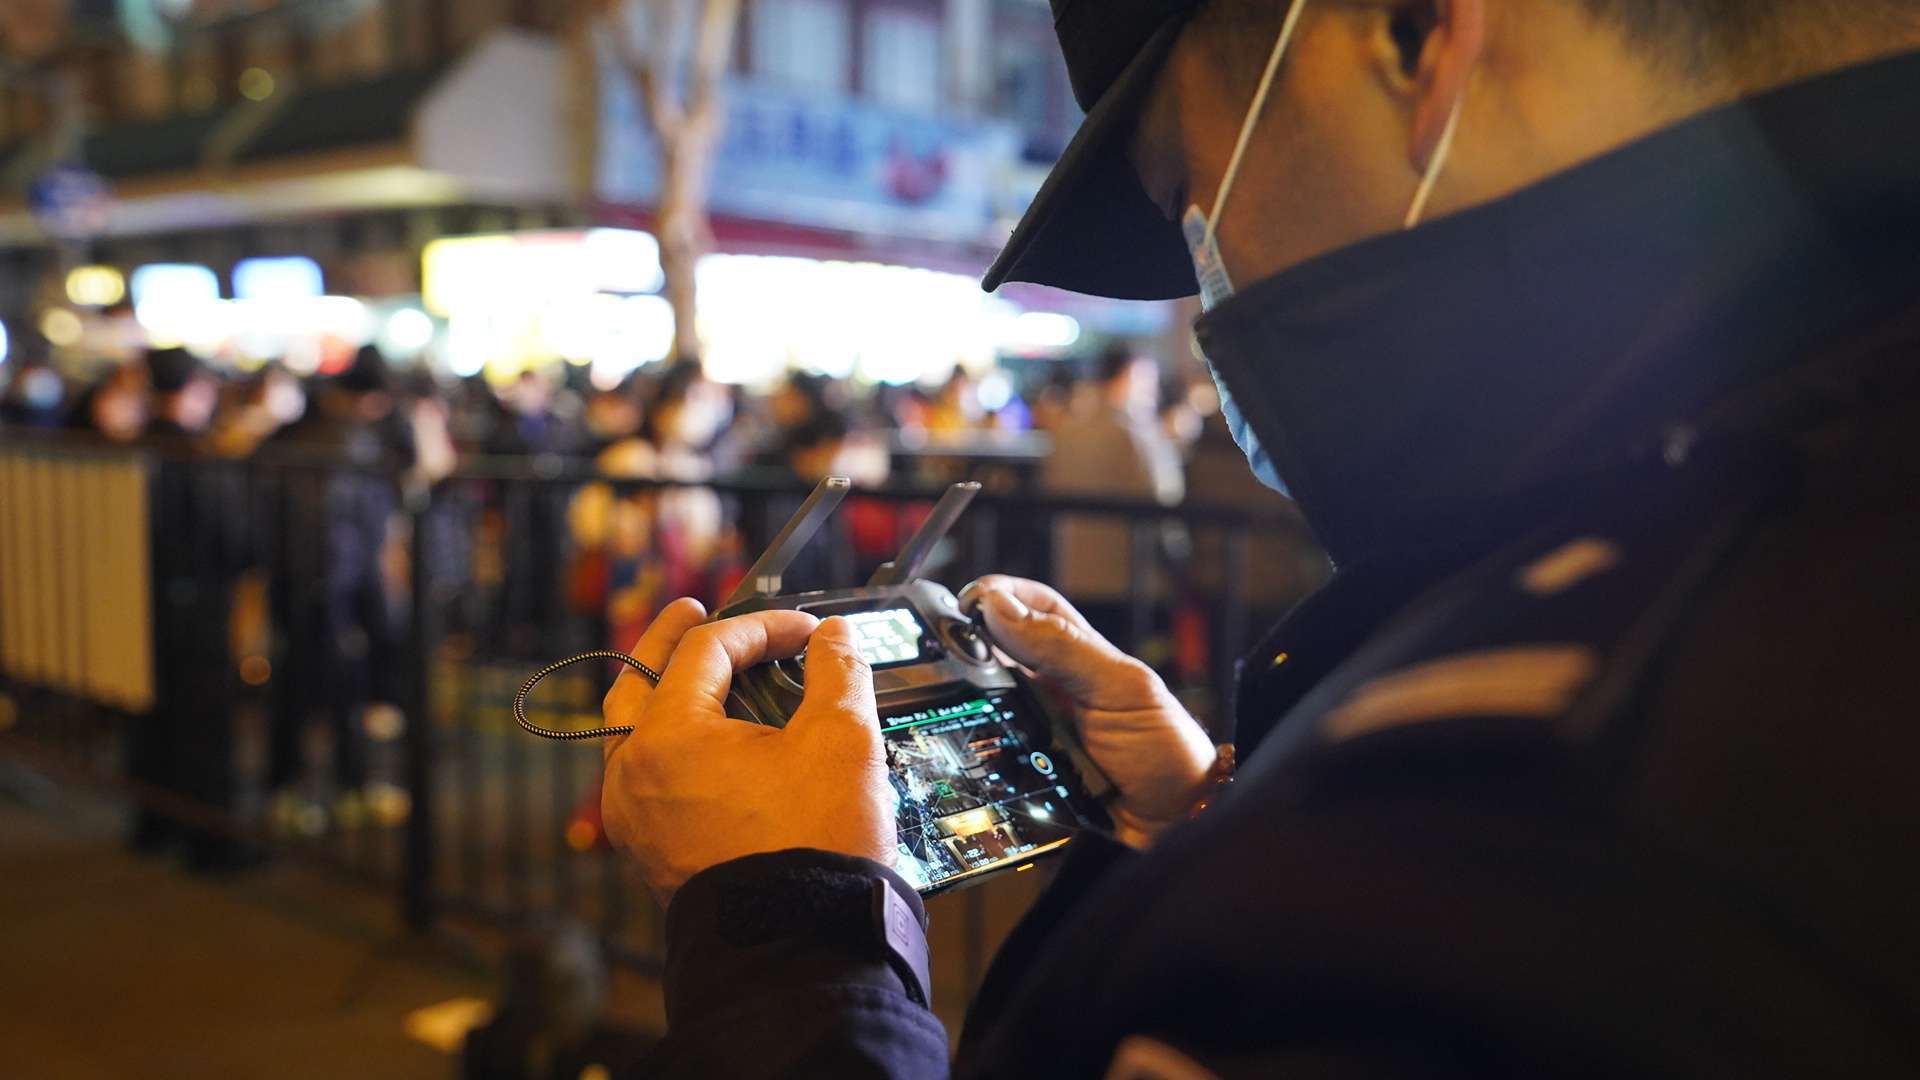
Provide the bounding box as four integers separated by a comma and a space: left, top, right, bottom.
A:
983, 15, 1197, 302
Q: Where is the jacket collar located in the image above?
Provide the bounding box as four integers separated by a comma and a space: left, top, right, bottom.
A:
1195, 50, 1920, 566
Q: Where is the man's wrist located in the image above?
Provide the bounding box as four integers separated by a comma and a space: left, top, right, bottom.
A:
1110, 743, 1236, 850
662, 849, 933, 1028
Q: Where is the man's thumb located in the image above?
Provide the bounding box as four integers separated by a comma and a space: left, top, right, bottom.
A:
790, 617, 879, 737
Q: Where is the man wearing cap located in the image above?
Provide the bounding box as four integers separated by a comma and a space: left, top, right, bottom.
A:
599, 0, 1920, 1073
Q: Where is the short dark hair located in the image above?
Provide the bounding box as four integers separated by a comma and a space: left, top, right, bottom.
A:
144, 346, 203, 395
335, 344, 391, 395
1095, 344, 1144, 384
1201, 0, 1920, 82
1576, 1, 1920, 77
784, 410, 852, 455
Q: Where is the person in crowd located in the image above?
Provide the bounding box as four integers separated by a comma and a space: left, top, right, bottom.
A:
586, 360, 737, 650
0, 340, 66, 429
486, 368, 581, 460
1157, 377, 1206, 458
447, 372, 506, 456
267, 346, 415, 824
768, 371, 833, 434
480, 367, 579, 653
594, 0, 1920, 1074
740, 371, 836, 471
1027, 365, 1081, 435
1042, 344, 1187, 644
141, 347, 220, 447
401, 368, 459, 493
69, 362, 148, 443
777, 409, 853, 487
750, 410, 857, 591
580, 382, 643, 459
129, 346, 254, 870
925, 369, 984, 434
205, 364, 305, 458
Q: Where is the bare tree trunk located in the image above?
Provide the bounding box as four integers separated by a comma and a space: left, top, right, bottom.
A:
656, 138, 713, 359
599, 0, 741, 362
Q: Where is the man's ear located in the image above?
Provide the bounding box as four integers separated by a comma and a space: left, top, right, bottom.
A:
1388, 0, 1486, 173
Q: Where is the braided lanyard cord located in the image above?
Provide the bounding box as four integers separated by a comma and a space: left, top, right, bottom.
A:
513, 651, 662, 741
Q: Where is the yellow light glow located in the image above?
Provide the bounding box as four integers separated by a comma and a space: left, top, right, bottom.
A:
238, 67, 276, 102
565, 820, 599, 852
39, 308, 83, 347
421, 235, 518, 317
65, 265, 126, 308
403, 998, 494, 1054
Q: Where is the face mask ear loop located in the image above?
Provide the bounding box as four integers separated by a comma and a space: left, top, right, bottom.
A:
1204, 0, 1312, 247
1404, 90, 1464, 229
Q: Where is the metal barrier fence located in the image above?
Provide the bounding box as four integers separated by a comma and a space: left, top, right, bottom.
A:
0, 433, 1322, 993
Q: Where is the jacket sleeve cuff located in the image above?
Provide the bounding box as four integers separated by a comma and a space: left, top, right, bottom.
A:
663, 849, 933, 1030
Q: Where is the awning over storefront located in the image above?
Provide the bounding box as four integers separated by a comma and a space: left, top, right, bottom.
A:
0, 29, 569, 247
82, 109, 229, 179
237, 66, 449, 165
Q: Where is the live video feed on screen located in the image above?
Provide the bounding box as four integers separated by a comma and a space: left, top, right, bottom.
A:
881, 693, 1094, 890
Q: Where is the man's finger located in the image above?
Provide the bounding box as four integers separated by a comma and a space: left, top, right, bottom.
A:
607, 597, 709, 708
604, 596, 707, 760
787, 617, 879, 742
650, 610, 820, 721
974, 587, 1134, 704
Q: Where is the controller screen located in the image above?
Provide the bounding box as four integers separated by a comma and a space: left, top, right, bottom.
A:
845, 607, 925, 668
882, 692, 1095, 891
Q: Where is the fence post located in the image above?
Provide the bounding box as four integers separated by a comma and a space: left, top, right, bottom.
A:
401, 493, 438, 932
1129, 520, 1155, 652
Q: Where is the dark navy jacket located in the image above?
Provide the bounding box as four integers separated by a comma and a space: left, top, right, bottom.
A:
640, 53, 1920, 1077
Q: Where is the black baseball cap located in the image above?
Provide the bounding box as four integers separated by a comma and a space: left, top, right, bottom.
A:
983, 0, 1204, 301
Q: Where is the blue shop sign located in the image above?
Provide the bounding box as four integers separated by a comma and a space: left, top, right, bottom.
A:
599, 61, 1018, 242
28, 164, 111, 239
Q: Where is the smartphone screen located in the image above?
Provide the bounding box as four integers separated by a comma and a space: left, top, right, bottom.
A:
843, 607, 928, 668
880, 686, 1104, 893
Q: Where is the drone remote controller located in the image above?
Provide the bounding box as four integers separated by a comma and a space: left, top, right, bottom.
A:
714, 478, 1113, 894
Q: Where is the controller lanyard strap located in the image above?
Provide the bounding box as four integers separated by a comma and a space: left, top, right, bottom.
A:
513, 651, 661, 741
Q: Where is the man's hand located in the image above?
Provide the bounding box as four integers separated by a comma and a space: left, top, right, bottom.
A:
600, 598, 898, 908
960, 576, 1215, 850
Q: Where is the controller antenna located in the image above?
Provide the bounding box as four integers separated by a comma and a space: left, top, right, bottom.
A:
723, 475, 854, 607
868, 482, 981, 587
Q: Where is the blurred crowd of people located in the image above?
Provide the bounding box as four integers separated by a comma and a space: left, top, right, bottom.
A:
0, 335, 1319, 868
0, 334, 1223, 480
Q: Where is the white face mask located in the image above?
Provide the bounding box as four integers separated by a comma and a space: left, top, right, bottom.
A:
1182, 0, 1466, 492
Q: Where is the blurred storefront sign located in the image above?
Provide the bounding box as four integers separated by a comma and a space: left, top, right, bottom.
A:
27, 163, 110, 240
422, 223, 1089, 388
424, 228, 674, 382
598, 65, 1022, 246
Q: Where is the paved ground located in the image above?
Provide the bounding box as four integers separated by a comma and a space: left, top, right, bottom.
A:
0, 761, 1050, 1078
0, 787, 497, 1080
